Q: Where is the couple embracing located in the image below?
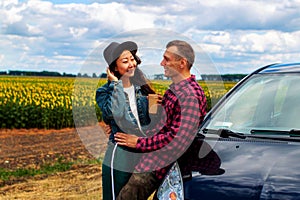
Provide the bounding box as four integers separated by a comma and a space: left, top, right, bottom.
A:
96, 39, 207, 200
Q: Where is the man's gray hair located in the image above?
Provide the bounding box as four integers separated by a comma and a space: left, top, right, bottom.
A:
166, 40, 195, 69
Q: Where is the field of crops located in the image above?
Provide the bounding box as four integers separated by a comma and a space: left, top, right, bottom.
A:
0, 76, 237, 129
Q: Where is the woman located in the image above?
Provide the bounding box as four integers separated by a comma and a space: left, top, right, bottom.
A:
95, 41, 156, 200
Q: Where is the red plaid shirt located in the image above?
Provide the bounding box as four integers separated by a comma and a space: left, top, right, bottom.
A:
135, 75, 207, 180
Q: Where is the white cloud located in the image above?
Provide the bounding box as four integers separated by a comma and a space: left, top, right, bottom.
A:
201, 44, 223, 56
183, 28, 300, 74
69, 27, 88, 38
0, 0, 19, 7
169, 0, 300, 32
1, 0, 300, 75
26, 24, 42, 35
26, 0, 54, 15
0, 54, 4, 63
202, 31, 231, 46
83, 2, 157, 32
0, 1, 24, 24
282, 31, 300, 51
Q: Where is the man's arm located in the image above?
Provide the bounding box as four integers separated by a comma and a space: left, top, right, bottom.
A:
115, 95, 201, 153
137, 95, 201, 153
114, 132, 139, 148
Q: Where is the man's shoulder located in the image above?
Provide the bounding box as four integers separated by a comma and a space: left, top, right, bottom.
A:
179, 79, 203, 97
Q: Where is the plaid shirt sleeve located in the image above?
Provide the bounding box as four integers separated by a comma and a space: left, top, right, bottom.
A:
136, 90, 201, 154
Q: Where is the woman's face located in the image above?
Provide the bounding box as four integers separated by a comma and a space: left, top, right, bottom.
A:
115, 50, 137, 77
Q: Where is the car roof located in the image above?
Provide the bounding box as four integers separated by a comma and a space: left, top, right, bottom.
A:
258, 63, 300, 74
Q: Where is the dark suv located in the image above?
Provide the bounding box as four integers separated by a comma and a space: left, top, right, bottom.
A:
183, 63, 300, 200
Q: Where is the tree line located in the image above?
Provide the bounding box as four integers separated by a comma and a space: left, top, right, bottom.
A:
1, 70, 76, 77
0, 70, 247, 81
201, 74, 247, 82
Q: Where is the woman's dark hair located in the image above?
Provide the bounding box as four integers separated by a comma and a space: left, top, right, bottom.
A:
109, 51, 155, 95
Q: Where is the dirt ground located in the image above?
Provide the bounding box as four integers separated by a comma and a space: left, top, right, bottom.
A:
0, 126, 105, 200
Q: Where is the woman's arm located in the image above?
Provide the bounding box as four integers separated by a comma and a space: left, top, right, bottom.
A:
95, 82, 114, 122
95, 80, 129, 121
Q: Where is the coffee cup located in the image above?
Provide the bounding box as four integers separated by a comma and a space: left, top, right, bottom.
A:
148, 94, 159, 114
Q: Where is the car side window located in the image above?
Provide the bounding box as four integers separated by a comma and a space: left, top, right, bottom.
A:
276, 78, 300, 129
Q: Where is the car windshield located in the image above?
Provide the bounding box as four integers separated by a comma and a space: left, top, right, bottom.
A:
204, 73, 300, 134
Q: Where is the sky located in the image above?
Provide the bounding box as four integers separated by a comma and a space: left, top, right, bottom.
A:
1, 0, 300, 77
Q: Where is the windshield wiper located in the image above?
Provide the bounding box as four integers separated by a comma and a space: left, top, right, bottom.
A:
203, 128, 246, 139
250, 129, 300, 137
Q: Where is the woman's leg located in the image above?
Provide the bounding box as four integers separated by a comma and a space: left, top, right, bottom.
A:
102, 164, 113, 200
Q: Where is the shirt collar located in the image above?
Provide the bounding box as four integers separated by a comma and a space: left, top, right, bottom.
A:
170, 75, 196, 91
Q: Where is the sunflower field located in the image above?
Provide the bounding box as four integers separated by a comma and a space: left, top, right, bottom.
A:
0, 76, 236, 129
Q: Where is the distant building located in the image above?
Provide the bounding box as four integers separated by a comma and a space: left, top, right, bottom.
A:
153, 74, 171, 80
201, 74, 246, 82
154, 74, 164, 80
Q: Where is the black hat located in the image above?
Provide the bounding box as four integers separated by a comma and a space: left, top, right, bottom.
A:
103, 41, 138, 66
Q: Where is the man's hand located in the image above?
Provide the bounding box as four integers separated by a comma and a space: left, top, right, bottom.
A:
114, 132, 139, 148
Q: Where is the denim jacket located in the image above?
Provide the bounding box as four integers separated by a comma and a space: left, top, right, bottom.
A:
96, 80, 151, 142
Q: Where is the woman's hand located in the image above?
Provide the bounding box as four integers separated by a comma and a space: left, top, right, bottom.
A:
106, 67, 118, 82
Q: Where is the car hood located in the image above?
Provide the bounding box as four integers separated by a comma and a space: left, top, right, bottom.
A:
184, 138, 300, 200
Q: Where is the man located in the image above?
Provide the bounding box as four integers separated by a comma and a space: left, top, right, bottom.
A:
114, 40, 207, 199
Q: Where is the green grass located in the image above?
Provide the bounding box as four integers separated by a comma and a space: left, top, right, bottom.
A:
0, 159, 102, 183
0, 162, 73, 182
